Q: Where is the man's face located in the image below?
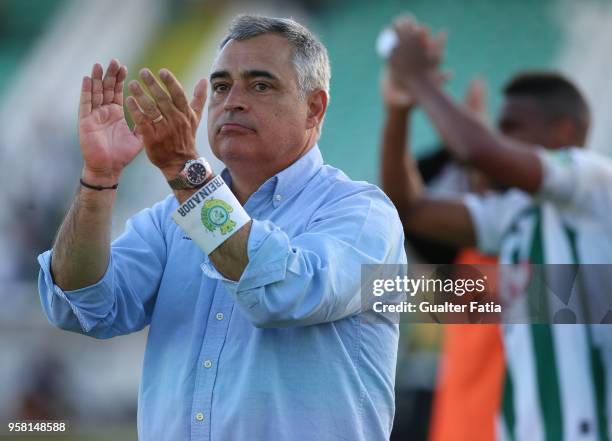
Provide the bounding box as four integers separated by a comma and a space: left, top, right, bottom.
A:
498, 96, 558, 148
207, 33, 311, 175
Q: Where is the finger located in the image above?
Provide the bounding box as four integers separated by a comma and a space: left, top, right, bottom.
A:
430, 31, 447, 62
435, 70, 453, 86
158, 68, 190, 114
116, 65, 127, 84
465, 78, 487, 119
102, 59, 120, 105
394, 14, 416, 30
91, 63, 104, 109
78, 76, 92, 119
126, 96, 155, 139
393, 20, 408, 37
393, 17, 423, 50
128, 80, 163, 121
139, 68, 175, 116
393, 15, 418, 36
190, 78, 208, 121
414, 25, 430, 47
433, 31, 447, 51
114, 65, 128, 106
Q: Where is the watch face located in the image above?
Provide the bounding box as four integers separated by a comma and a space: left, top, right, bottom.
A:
186, 162, 208, 185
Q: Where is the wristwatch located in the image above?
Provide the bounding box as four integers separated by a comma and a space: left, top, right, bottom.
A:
168, 157, 212, 190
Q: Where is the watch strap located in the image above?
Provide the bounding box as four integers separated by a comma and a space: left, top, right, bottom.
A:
168, 174, 191, 190
167, 157, 212, 190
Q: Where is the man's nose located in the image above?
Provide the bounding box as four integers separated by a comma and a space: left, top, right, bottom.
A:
223, 85, 249, 112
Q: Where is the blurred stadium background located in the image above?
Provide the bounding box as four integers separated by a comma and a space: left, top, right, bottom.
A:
1, 0, 612, 439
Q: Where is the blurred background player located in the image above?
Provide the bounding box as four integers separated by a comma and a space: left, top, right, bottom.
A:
384, 15, 612, 441
380, 70, 505, 441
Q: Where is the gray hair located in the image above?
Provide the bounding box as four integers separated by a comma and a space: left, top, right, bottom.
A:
220, 15, 331, 99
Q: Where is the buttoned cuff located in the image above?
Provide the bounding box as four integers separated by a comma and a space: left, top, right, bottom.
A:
37, 250, 116, 332
200, 219, 290, 295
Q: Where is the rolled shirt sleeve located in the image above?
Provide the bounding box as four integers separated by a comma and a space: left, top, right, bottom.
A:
536, 148, 577, 203
202, 187, 406, 328
38, 250, 117, 334
536, 147, 612, 218
37, 198, 171, 339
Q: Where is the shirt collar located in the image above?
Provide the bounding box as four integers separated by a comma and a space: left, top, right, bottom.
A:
221, 144, 323, 209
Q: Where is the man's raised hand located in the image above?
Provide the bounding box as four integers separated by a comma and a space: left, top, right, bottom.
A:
79, 59, 144, 184
125, 68, 207, 180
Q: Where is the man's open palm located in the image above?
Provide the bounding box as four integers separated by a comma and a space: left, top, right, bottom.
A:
79, 60, 143, 178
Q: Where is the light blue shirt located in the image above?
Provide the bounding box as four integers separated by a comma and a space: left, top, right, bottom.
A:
38, 145, 407, 441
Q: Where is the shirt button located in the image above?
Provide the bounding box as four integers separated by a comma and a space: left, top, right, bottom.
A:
580, 420, 591, 434
215, 312, 224, 321
203, 360, 212, 369
274, 194, 282, 202
195, 412, 205, 422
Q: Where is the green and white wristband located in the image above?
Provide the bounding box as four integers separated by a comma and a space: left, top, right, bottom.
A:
171, 175, 251, 254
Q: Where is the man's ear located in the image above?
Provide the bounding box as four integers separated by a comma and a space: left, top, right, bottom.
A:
305, 89, 328, 130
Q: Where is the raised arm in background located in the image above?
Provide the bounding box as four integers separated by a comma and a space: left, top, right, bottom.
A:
379, 68, 478, 248
388, 17, 543, 194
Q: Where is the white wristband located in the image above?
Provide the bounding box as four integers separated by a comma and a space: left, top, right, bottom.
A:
171, 175, 251, 255
376, 28, 398, 59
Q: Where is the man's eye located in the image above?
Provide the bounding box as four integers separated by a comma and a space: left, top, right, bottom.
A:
213, 84, 229, 92
254, 83, 269, 92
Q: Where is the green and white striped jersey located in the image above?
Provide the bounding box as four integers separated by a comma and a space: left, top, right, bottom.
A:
464, 147, 612, 441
